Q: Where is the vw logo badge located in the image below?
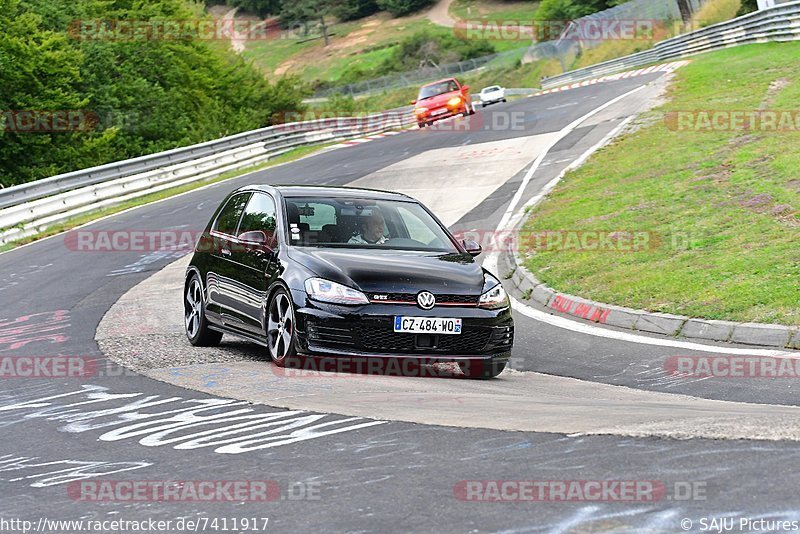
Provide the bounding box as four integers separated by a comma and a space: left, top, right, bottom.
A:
417, 291, 436, 310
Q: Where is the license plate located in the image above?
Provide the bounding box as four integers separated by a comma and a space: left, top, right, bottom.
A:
431, 108, 447, 116
393, 317, 462, 335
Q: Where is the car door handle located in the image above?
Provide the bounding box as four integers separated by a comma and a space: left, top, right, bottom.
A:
220, 248, 231, 257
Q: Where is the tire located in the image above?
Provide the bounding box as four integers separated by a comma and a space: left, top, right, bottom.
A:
184, 274, 222, 347
418, 122, 426, 128
502, 98, 507, 103
481, 103, 486, 108
459, 358, 507, 379
266, 287, 298, 368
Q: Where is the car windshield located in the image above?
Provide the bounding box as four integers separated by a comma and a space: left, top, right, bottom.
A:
482, 86, 500, 93
283, 196, 458, 252
418, 80, 459, 100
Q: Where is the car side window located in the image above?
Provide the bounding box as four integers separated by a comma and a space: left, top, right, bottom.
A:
213, 193, 251, 236
396, 205, 437, 244
239, 193, 278, 239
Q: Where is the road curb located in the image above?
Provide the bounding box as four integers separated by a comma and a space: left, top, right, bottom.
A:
505, 251, 797, 350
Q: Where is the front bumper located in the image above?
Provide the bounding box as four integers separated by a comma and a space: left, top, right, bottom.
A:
290, 291, 513, 362
417, 106, 466, 124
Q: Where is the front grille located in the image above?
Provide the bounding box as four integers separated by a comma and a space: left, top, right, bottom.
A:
306, 320, 357, 348
372, 293, 479, 306
353, 321, 493, 355
306, 317, 511, 355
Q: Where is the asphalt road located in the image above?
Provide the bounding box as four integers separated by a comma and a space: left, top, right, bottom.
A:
1, 71, 798, 533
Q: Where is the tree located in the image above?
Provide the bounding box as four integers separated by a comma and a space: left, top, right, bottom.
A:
375, 0, 434, 17
333, 0, 379, 21
0, 0, 309, 187
280, 0, 333, 45
737, 0, 758, 16
225, 0, 282, 17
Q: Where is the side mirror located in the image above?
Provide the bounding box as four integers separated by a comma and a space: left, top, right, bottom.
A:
462, 239, 482, 257
410, 100, 417, 105
238, 230, 272, 251
461, 85, 470, 92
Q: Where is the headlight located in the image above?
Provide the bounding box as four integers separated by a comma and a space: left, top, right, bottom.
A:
304, 278, 369, 305
479, 280, 509, 309
414, 107, 428, 115
447, 97, 462, 107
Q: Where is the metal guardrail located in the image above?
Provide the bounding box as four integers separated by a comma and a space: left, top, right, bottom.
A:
541, 1, 800, 89
0, 107, 415, 246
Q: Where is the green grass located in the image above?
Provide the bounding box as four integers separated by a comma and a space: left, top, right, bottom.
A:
242, 17, 464, 84
520, 42, 800, 325
0, 144, 331, 254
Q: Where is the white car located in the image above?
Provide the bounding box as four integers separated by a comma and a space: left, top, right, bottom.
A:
479, 85, 506, 107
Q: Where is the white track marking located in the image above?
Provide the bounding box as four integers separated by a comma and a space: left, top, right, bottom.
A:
496, 85, 646, 232
511, 297, 797, 357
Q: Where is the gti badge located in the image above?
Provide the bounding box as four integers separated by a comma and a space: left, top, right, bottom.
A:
417, 291, 436, 310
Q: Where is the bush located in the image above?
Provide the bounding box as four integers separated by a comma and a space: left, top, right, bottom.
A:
376, 0, 435, 17
385, 29, 495, 71
225, 0, 281, 17
737, 0, 757, 16
534, 0, 618, 24
334, 0, 380, 20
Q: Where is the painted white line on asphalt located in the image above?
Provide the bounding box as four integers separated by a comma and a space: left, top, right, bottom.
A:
495, 84, 646, 233
505, 115, 635, 232
510, 297, 796, 357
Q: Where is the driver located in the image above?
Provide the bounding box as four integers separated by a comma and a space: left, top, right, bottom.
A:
349, 209, 387, 245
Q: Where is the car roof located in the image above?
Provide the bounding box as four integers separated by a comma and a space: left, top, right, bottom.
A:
421, 78, 459, 87
237, 184, 416, 202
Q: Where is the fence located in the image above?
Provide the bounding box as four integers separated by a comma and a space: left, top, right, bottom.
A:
524, 0, 703, 69
0, 108, 414, 246
313, 46, 529, 99
540, 0, 800, 88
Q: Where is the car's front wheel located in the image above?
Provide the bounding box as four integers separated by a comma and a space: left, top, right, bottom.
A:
459, 358, 506, 379
266, 288, 297, 367
184, 274, 222, 347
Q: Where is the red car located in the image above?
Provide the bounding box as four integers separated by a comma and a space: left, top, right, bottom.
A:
412, 78, 475, 128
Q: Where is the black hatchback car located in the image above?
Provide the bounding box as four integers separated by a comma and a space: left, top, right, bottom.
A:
184, 185, 514, 378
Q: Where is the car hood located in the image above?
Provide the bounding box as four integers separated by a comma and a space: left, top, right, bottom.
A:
288, 247, 485, 295
417, 92, 463, 109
